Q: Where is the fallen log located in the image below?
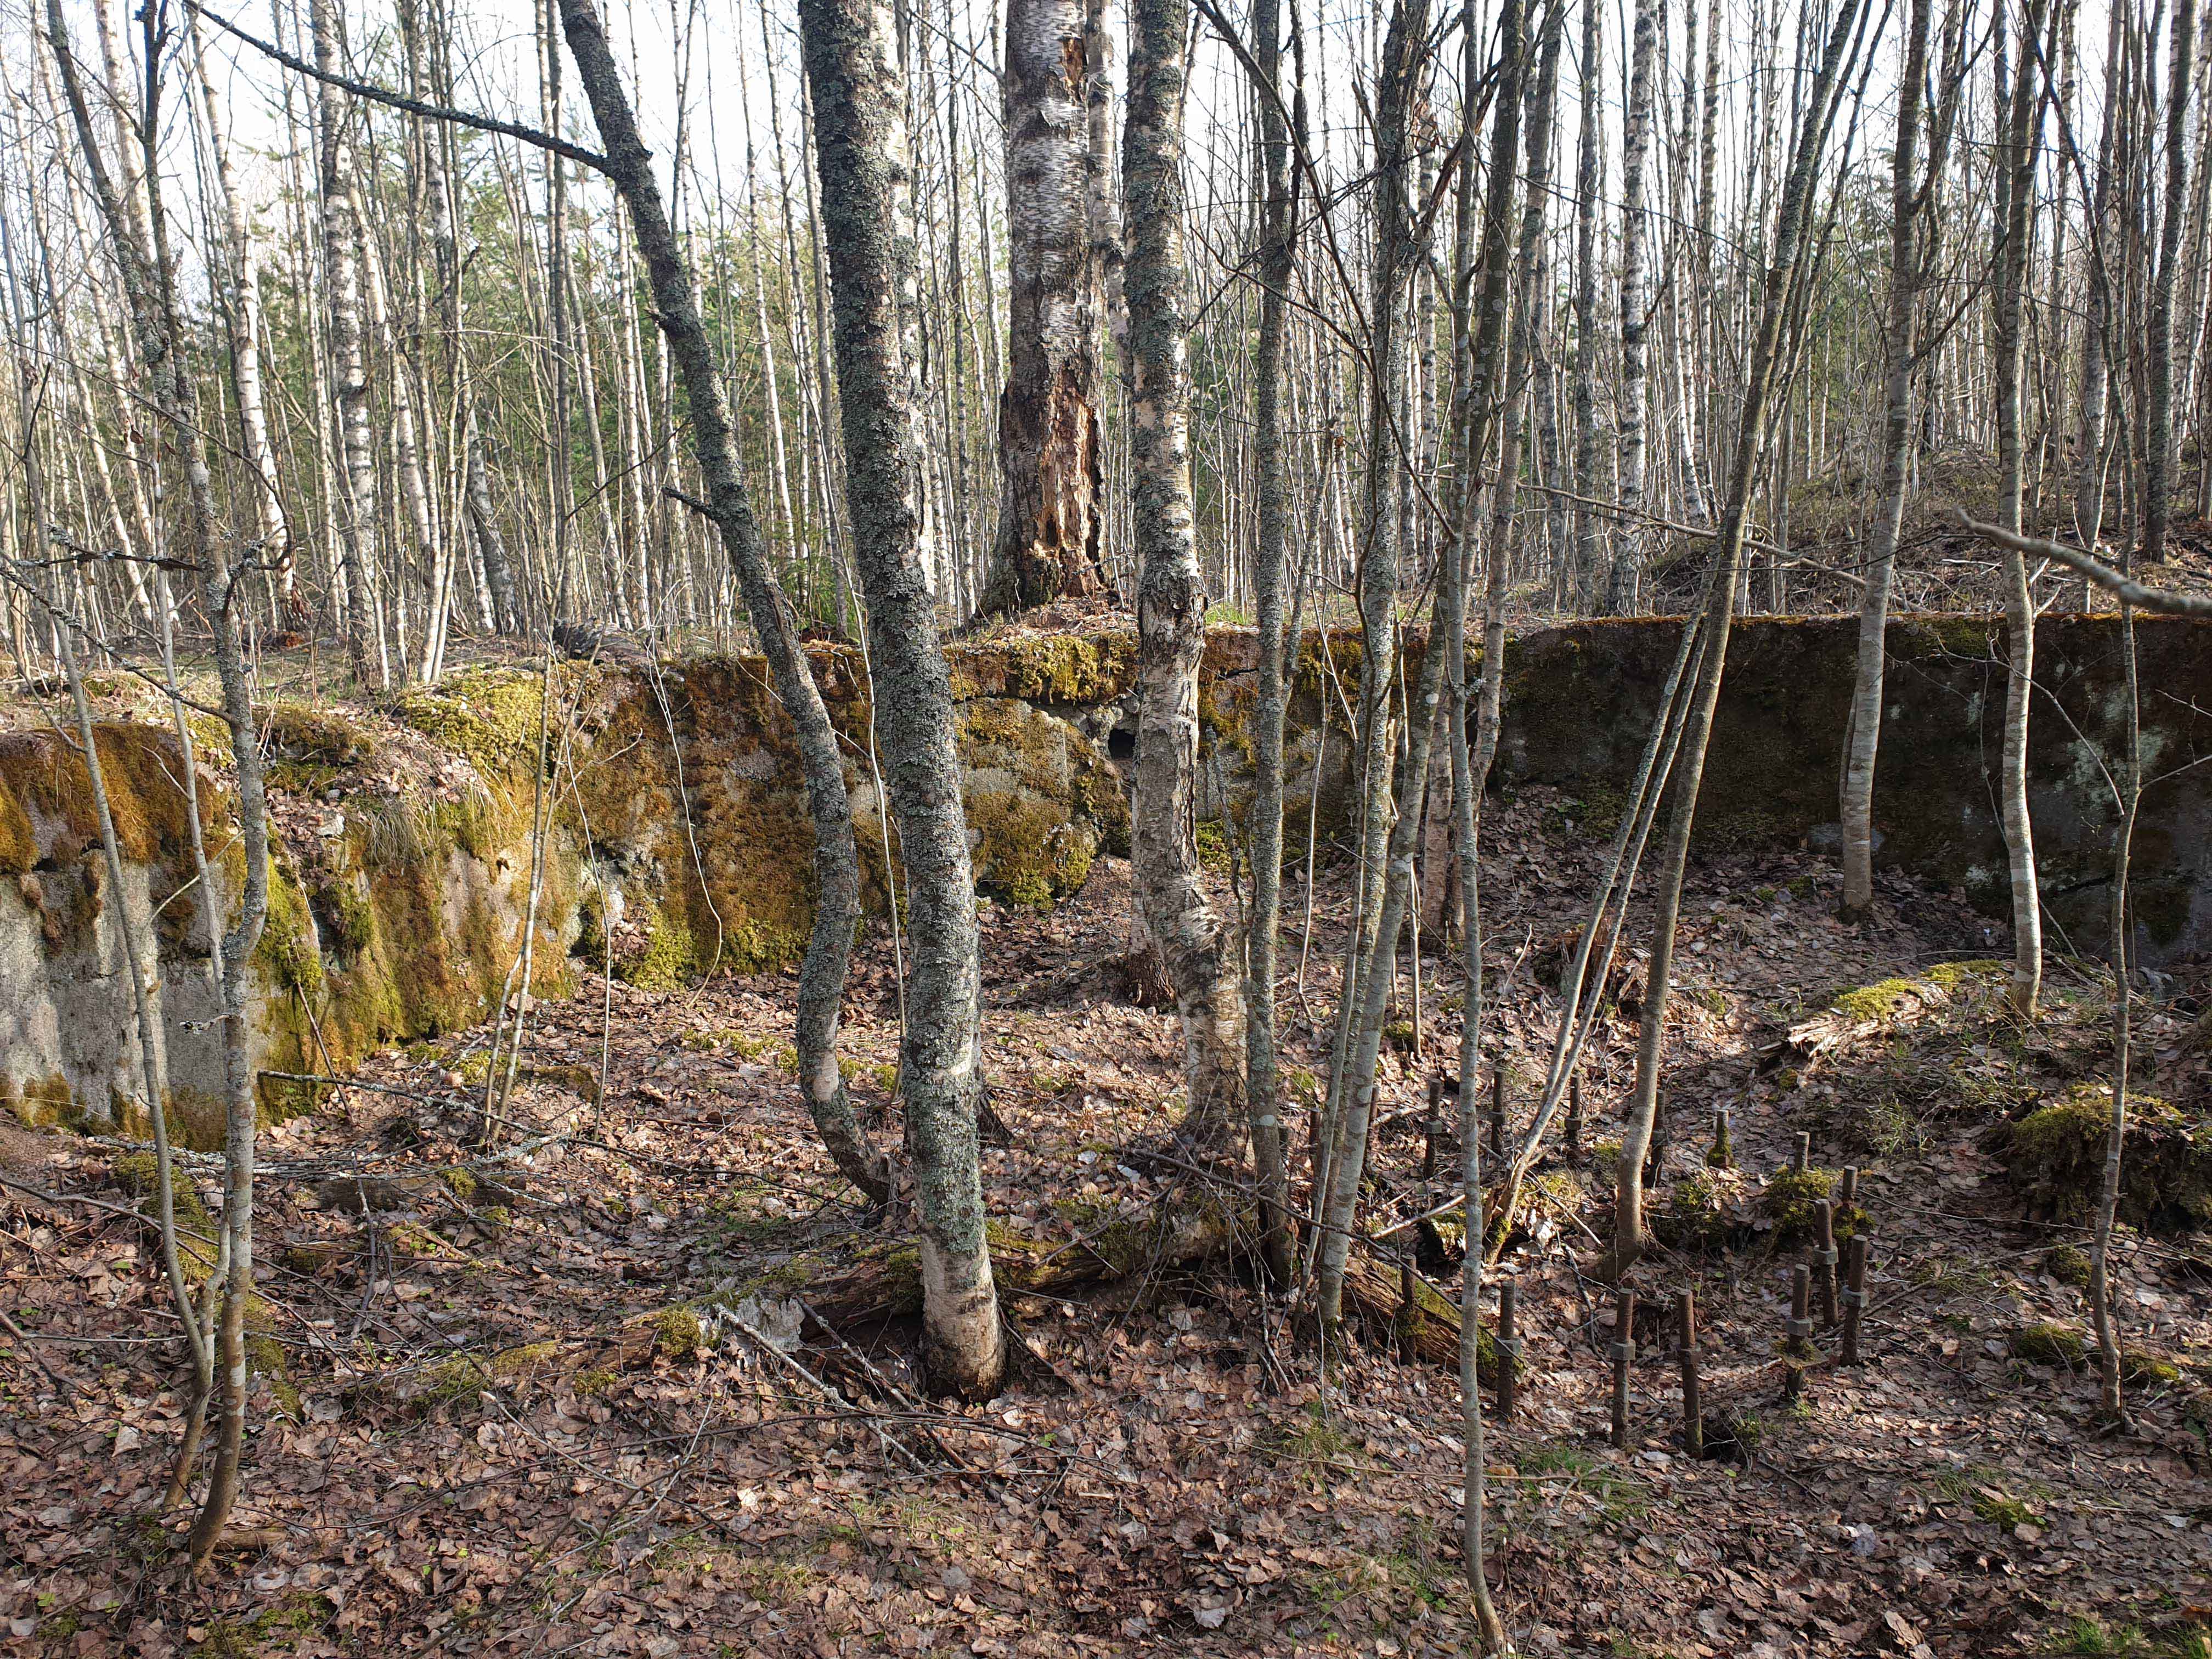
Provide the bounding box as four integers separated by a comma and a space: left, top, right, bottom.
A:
716, 1197, 1500, 1381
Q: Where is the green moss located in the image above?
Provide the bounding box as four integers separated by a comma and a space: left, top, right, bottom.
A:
2044, 1244, 2094, 1287
653, 1305, 704, 1360
956, 700, 1115, 909
1833, 978, 1922, 1023
1972, 1489, 2040, 1528
262, 702, 380, 794
5, 1073, 78, 1132
253, 862, 325, 997
1655, 1171, 1739, 1250
1914, 616, 1999, 658
2002, 1084, 2212, 1233
417, 1340, 561, 1408
969, 788, 1094, 911
312, 874, 377, 957
0, 780, 34, 874
390, 667, 561, 781
0, 725, 203, 875
195, 1591, 332, 1657
625, 901, 700, 990
110, 1152, 218, 1278
2010, 1322, 2089, 1367
1759, 1167, 1838, 1244
2120, 1347, 2185, 1387
248, 1332, 303, 1417
948, 632, 1138, 702
1927, 958, 2008, 994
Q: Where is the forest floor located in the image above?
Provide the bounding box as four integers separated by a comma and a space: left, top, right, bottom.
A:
5, 793, 2212, 1658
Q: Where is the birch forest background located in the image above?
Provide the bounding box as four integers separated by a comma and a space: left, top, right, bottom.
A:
6, 0, 2212, 1650
7, 0, 2212, 663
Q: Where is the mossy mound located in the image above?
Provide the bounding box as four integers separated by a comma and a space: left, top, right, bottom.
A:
652, 1304, 705, 1361
2008, 1322, 2089, 1367
1759, 1166, 1836, 1242
1831, 978, 1927, 1025
262, 702, 382, 794
1999, 1084, 2212, 1233
1827, 960, 2007, 1028
2043, 1244, 2094, 1287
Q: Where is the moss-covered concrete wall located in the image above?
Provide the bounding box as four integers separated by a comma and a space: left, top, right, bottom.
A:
1496, 615, 2212, 962
5, 616, 2204, 1140
0, 641, 1134, 1140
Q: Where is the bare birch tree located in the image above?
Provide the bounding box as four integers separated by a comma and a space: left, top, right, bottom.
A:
797, 0, 1005, 1397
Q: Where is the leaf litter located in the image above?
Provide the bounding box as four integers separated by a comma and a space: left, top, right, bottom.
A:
4, 791, 2211, 1656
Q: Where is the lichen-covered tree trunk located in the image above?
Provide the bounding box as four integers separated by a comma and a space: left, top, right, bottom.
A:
2145, 0, 2199, 566
1992, 0, 2050, 1017
983, 0, 1110, 615
1242, 0, 1297, 1283
1603, 0, 1657, 615
557, 0, 887, 1209
1313, 0, 1431, 1330
464, 406, 521, 634
1124, 0, 1248, 1156
1611, 0, 1866, 1274
310, 0, 386, 686
1839, 0, 1936, 920
795, 0, 1003, 1398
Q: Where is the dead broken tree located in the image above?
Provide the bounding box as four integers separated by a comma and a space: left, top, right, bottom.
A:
983, 0, 1115, 613
775, 1194, 1485, 1371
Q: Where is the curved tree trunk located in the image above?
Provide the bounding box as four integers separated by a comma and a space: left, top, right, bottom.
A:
1313, 0, 1434, 1331
1445, 3, 1522, 1642
795, 0, 1004, 1399
556, 0, 886, 1208
1611, 0, 1867, 1274
44, 0, 274, 1562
